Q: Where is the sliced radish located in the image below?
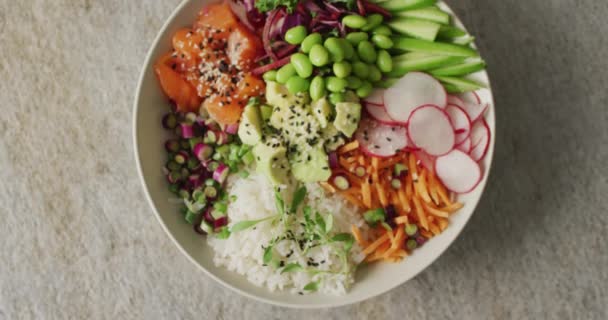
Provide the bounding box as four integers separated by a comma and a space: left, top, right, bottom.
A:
363, 89, 385, 106
413, 150, 435, 172
356, 118, 408, 158
447, 95, 465, 109
469, 119, 490, 162
384, 72, 447, 123
461, 101, 488, 123
365, 103, 399, 125
435, 149, 482, 193
458, 91, 481, 105
407, 105, 455, 156
456, 137, 472, 153
445, 104, 471, 145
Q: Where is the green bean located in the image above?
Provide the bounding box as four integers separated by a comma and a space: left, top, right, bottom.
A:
371, 34, 394, 49
290, 53, 313, 78
326, 76, 348, 93
286, 76, 310, 94
324, 37, 345, 62
263, 70, 277, 82
342, 15, 367, 29
368, 64, 382, 82
276, 63, 296, 84
285, 26, 308, 45
329, 92, 345, 105
301, 33, 322, 53
356, 81, 373, 98
340, 39, 355, 60
376, 50, 393, 73
333, 62, 352, 78
357, 41, 377, 63
346, 76, 363, 89
346, 32, 369, 46
309, 44, 330, 67
352, 61, 369, 79
372, 25, 392, 36
361, 14, 383, 31
309, 76, 326, 101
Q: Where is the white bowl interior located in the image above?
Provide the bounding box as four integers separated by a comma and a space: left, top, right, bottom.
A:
133, 0, 495, 308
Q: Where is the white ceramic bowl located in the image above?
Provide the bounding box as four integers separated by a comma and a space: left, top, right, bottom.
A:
133, 0, 495, 308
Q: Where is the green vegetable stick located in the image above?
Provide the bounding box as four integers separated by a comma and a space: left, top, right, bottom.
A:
437, 25, 467, 39
392, 37, 480, 57
395, 6, 450, 25
387, 55, 465, 77
379, 0, 437, 12
437, 76, 485, 93
430, 60, 486, 77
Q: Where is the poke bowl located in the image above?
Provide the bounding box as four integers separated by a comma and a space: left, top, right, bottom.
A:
133, 0, 494, 308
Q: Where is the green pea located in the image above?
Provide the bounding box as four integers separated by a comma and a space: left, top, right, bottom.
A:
372, 34, 394, 49
309, 76, 326, 101
342, 15, 367, 29
333, 62, 352, 78
301, 33, 323, 53
346, 32, 369, 46
329, 92, 345, 105
357, 41, 377, 63
290, 53, 313, 78
346, 76, 363, 89
352, 61, 369, 79
324, 37, 345, 62
309, 44, 330, 67
276, 63, 296, 84
326, 76, 348, 93
376, 50, 393, 73
286, 76, 310, 94
263, 70, 277, 81
340, 39, 355, 60
356, 81, 373, 98
372, 25, 392, 36
285, 26, 308, 45
368, 64, 382, 82
362, 14, 383, 31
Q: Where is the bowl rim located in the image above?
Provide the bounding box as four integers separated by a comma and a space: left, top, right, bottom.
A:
133, 0, 496, 309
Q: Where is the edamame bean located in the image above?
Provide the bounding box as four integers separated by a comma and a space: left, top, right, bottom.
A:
333, 62, 352, 78
309, 44, 330, 67
371, 34, 394, 49
263, 70, 277, 81
350, 51, 360, 62
356, 81, 373, 98
361, 14, 383, 31
329, 92, 345, 105
290, 53, 313, 78
357, 41, 377, 64
324, 37, 345, 62
372, 25, 392, 36
352, 61, 369, 79
345, 32, 369, 46
286, 76, 310, 94
376, 50, 393, 73
309, 76, 326, 101
368, 64, 382, 82
342, 15, 368, 29
344, 90, 359, 102
326, 76, 348, 93
301, 33, 322, 53
346, 76, 363, 89
285, 26, 308, 45
340, 39, 355, 60
276, 63, 296, 84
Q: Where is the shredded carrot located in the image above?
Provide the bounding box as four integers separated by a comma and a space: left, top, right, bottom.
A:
408, 153, 418, 177
430, 223, 441, 235
423, 202, 449, 218
351, 224, 368, 247
438, 218, 448, 231
442, 202, 464, 213
412, 196, 429, 230
420, 229, 433, 238
341, 192, 364, 207
361, 179, 372, 208
395, 215, 409, 225
384, 226, 405, 258
339, 140, 359, 154
428, 171, 440, 205
416, 170, 432, 203
397, 187, 411, 213
339, 157, 352, 169
362, 233, 389, 255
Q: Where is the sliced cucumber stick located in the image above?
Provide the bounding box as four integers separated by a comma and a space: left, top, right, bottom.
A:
437, 76, 484, 93
395, 7, 450, 24
437, 25, 467, 39
388, 55, 465, 77
451, 35, 476, 46
388, 18, 441, 41
392, 37, 479, 57
380, 0, 437, 12
430, 60, 486, 77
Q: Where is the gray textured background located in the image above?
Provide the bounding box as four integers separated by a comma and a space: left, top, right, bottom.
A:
0, 0, 606, 319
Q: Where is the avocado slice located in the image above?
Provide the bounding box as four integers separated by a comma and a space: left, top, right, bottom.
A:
253, 137, 290, 185
291, 146, 331, 183
334, 102, 362, 138
311, 97, 333, 129
322, 124, 346, 152
238, 105, 263, 145
266, 81, 310, 110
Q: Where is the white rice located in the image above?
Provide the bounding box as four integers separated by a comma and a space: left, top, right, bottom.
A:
207, 172, 368, 295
